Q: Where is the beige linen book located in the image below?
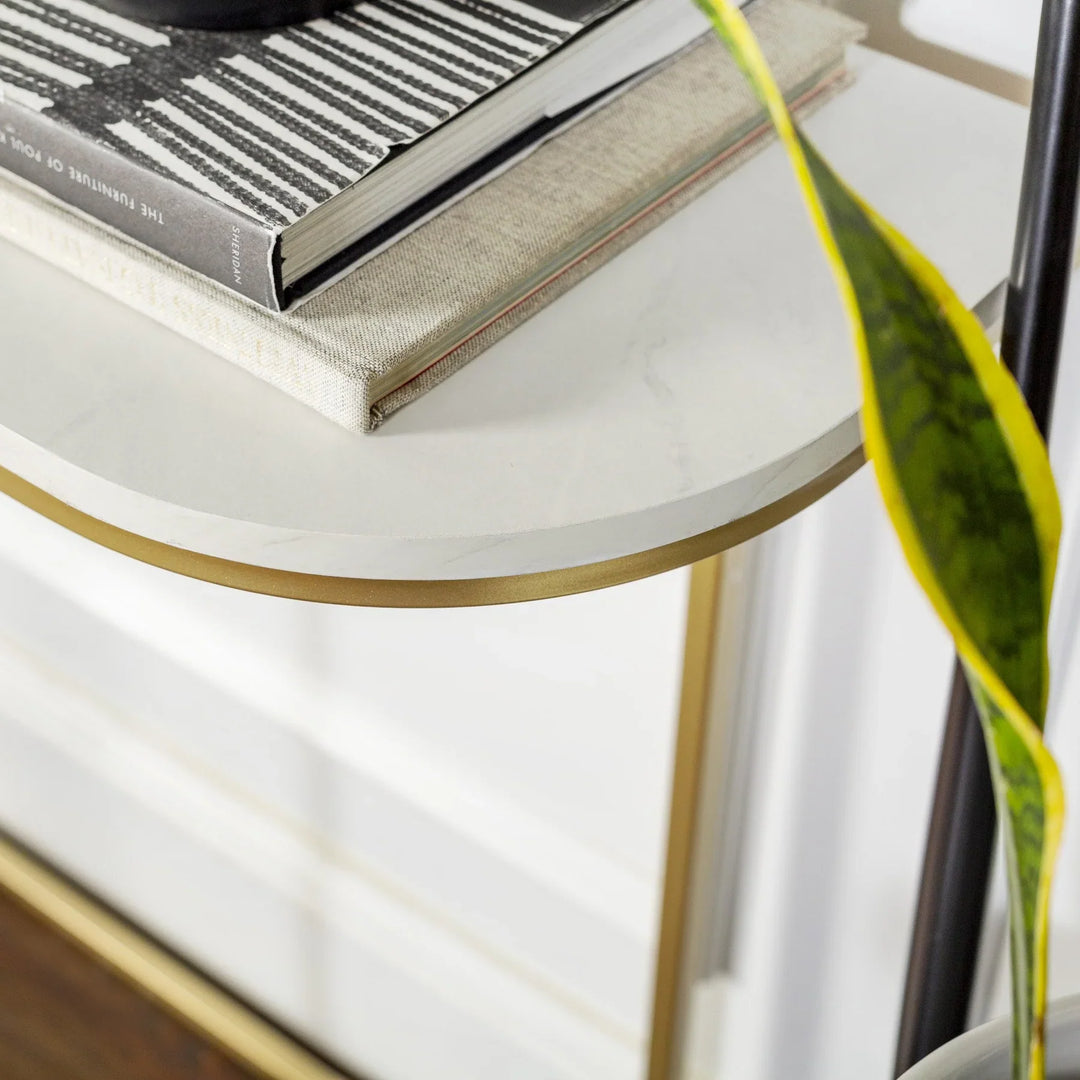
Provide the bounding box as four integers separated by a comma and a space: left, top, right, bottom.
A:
0, 0, 862, 432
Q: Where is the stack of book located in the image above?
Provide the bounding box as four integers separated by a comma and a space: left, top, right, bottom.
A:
0, 0, 861, 430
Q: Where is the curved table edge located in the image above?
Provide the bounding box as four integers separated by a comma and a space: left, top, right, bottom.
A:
0, 447, 865, 607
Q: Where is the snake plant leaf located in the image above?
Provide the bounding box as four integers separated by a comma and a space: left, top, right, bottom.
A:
691, 3, 1066, 1077
968, 666, 1065, 1078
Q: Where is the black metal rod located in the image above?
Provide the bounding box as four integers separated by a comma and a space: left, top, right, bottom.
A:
894, 668, 997, 1073
1002, 0, 1080, 437
895, 0, 1080, 1072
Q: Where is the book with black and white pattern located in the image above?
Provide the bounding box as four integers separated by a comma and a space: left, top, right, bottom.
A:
0, 0, 650, 307
0, 0, 859, 431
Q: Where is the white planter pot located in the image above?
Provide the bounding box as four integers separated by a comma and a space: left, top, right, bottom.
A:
900, 996, 1080, 1080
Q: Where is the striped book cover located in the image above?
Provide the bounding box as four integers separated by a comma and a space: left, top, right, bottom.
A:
0, 0, 605, 308
0, 0, 863, 430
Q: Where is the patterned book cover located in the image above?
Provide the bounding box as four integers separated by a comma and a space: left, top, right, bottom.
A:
0, 0, 604, 306
0, 0, 863, 431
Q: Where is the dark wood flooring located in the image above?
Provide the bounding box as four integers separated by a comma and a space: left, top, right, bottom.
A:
0, 882, 262, 1080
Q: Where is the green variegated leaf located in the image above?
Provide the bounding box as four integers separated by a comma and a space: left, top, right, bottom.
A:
692, 3, 1066, 1078
968, 666, 1063, 1077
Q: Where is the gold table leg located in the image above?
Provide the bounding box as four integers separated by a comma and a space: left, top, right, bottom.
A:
647, 554, 724, 1080
647, 545, 762, 1080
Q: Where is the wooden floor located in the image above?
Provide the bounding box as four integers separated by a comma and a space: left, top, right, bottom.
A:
0, 882, 264, 1080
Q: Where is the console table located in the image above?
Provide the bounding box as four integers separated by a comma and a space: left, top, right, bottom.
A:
0, 45, 1029, 1080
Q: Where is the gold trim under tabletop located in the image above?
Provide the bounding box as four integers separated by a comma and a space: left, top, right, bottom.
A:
0, 832, 351, 1080
0, 448, 864, 607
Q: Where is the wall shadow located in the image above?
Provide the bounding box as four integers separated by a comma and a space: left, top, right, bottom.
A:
831, 0, 1033, 106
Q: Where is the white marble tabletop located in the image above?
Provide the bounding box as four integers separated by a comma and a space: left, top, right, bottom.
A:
0, 47, 1028, 592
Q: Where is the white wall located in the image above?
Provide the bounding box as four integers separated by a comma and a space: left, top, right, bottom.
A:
705, 468, 950, 1080
711, 286, 1080, 1080
902, 0, 1039, 78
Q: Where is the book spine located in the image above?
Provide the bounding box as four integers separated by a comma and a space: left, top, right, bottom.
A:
0, 98, 281, 311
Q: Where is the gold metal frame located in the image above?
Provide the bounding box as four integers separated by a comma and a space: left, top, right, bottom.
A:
647, 541, 768, 1080
648, 554, 726, 1080
0, 833, 349, 1080
0, 448, 863, 607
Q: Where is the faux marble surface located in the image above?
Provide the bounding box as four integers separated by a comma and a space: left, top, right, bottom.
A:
0, 48, 1028, 582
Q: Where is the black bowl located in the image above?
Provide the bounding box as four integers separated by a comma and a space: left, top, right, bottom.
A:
90, 0, 351, 29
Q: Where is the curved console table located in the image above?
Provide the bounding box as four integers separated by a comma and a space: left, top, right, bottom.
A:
0, 49, 1022, 606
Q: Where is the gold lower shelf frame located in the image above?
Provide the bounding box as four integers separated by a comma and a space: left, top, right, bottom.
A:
0, 834, 351, 1080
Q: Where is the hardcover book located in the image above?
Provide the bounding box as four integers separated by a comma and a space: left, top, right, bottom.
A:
0, 0, 863, 430
0, 0, 731, 308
